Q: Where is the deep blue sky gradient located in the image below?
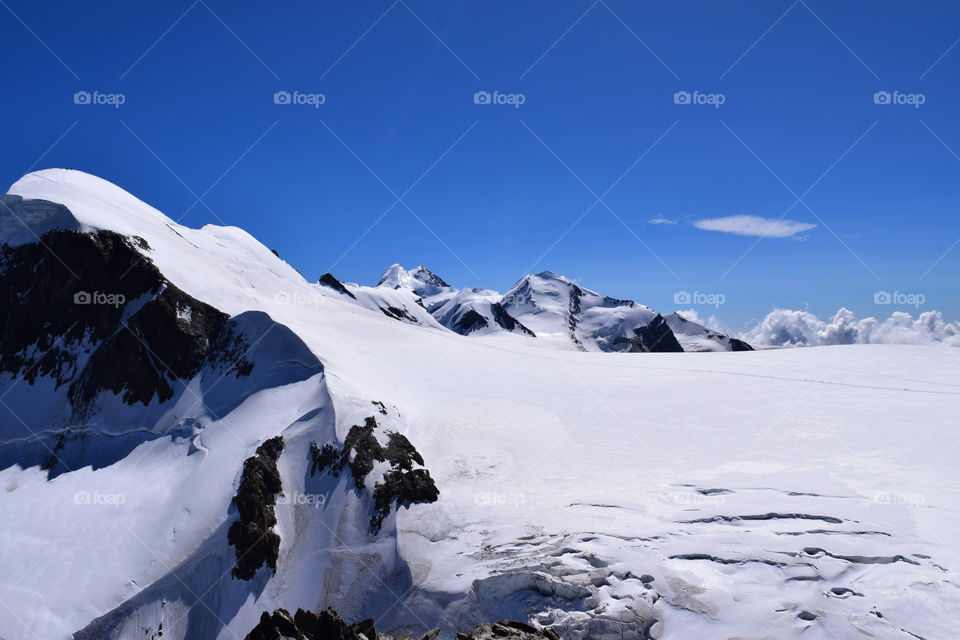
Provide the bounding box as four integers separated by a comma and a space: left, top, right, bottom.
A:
1, 0, 958, 326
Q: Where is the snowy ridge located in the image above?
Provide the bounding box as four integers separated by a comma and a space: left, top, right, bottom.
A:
664, 312, 753, 352
0, 170, 957, 640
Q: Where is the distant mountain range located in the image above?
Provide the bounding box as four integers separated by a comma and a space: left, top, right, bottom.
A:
320, 265, 751, 353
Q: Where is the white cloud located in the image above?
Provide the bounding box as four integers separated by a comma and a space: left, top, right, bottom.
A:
692, 215, 816, 238
740, 308, 960, 348
676, 308, 726, 332
648, 217, 677, 225
676, 308, 702, 323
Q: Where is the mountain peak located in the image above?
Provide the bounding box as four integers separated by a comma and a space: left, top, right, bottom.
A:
514, 271, 581, 288
378, 263, 408, 288
524, 270, 563, 281
378, 264, 450, 291
408, 265, 449, 288
2, 168, 175, 248
534, 270, 562, 279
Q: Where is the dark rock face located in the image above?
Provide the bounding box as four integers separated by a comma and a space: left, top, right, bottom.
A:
490, 302, 535, 336
566, 285, 587, 350
446, 303, 534, 337
245, 607, 384, 640
380, 305, 421, 324
449, 304, 535, 337
0, 227, 251, 416
457, 621, 560, 640
310, 416, 438, 533
318, 273, 357, 299
611, 314, 684, 353
309, 416, 386, 490
245, 607, 559, 640
633, 314, 685, 353
228, 436, 284, 580
728, 337, 754, 352
245, 608, 301, 640
371, 467, 439, 532
452, 309, 489, 334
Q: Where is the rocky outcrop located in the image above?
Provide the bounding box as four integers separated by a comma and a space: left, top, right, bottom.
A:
380, 305, 423, 324
457, 621, 561, 640
318, 273, 356, 299
448, 303, 535, 337
310, 416, 439, 533
246, 608, 384, 640
228, 436, 284, 580
566, 285, 587, 350
451, 309, 491, 335
245, 607, 560, 640
490, 302, 535, 336
0, 225, 251, 414
629, 314, 685, 353
606, 314, 684, 353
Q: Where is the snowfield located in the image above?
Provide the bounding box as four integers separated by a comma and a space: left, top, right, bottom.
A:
0, 170, 957, 640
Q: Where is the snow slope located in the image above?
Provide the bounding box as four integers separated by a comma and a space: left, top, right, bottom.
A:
1, 170, 958, 640
664, 312, 752, 352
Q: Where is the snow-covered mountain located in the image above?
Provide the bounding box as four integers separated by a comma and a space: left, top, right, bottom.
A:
328, 264, 745, 352
498, 271, 681, 352
1, 169, 957, 640
376, 264, 535, 338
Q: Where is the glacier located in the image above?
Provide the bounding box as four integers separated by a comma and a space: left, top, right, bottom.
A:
0, 169, 956, 640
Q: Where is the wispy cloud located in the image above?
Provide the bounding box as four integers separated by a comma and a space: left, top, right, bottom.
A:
648, 217, 677, 225
692, 215, 816, 238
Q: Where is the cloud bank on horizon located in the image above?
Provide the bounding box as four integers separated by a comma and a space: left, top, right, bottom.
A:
739, 308, 960, 348
676, 307, 960, 347
692, 215, 817, 238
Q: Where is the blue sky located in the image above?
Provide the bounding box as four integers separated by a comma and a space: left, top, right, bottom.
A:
1, 0, 958, 327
